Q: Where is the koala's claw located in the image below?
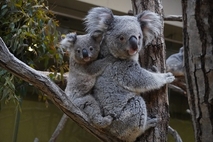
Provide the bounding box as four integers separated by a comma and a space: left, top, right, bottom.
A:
165, 72, 175, 83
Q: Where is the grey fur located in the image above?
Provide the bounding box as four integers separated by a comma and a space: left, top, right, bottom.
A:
166, 47, 184, 76
85, 7, 175, 141
60, 32, 114, 128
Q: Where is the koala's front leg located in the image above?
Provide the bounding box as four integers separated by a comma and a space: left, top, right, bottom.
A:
116, 62, 175, 93
79, 56, 115, 76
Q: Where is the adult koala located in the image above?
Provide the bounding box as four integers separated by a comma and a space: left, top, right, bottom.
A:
84, 7, 175, 142
166, 47, 184, 76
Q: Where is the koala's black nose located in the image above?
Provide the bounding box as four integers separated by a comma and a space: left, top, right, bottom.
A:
129, 36, 138, 51
82, 49, 89, 58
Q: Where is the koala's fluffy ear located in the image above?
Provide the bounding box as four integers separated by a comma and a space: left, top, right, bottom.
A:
179, 47, 184, 53
84, 7, 114, 33
137, 11, 162, 46
90, 31, 103, 43
60, 32, 77, 51
66, 32, 77, 44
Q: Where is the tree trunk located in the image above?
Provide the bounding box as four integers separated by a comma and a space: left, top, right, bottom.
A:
182, 0, 213, 142
131, 0, 169, 142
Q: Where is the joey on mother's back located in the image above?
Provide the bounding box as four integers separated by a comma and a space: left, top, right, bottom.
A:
85, 7, 175, 142
60, 32, 114, 128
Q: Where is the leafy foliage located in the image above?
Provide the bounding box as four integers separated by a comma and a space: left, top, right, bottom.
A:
0, 0, 68, 104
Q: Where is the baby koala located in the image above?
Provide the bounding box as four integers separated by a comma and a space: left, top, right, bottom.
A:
60, 32, 113, 128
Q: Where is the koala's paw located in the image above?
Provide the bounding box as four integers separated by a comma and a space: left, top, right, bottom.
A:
93, 115, 113, 128
164, 72, 175, 84
145, 117, 158, 131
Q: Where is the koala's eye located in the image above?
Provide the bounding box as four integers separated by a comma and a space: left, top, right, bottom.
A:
89, 46, 93, 51
119, 36, 124, 41
138, 35, 141, 39
77, 49, 80, 53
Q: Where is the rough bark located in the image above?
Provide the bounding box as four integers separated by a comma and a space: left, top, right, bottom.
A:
131, 0, 169, 142
0, 37, 121, 142
182, 0, 213, 142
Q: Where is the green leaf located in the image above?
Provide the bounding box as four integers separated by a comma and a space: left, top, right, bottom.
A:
0, 0, 65, 104
9, 23, 15, 30
15, 4, 21, 8
1, 4, 7, 10
0, 69, 7, 76
1, 8, 8, 16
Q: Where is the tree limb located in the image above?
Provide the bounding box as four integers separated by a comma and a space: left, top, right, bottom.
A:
128, 10, 182, 21
163, 15, 182, 22
171, 77, 186, 94
38, 71, 68, 80
0, 37, 121, 142
168, 126, 183, 142
168, 84, 186, 97
38, 71, 68, 85
49, 114, 68, 142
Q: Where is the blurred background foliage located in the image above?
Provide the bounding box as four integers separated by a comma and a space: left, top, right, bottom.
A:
0, 0, 68, 107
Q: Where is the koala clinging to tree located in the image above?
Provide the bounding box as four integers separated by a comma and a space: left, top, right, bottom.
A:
166, 47, 186, 94
166, 47, 184, 76
85, 7, 175, 141
60, 32, 114, 128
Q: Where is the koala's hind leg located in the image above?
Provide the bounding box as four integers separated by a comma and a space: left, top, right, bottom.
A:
110, 96, 154, 142
74, 95, 113, 128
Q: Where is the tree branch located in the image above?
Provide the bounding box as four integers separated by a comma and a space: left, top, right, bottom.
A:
0, 37, 121, 142
168, 84, 186, 97
49, 114, 68, 142
163, 15, 182, 22
38, 71, 68, 80
38, 71, 68, 85
128, 10, 182, 21
168, 126, 183, 142
171, 77, 186, 94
